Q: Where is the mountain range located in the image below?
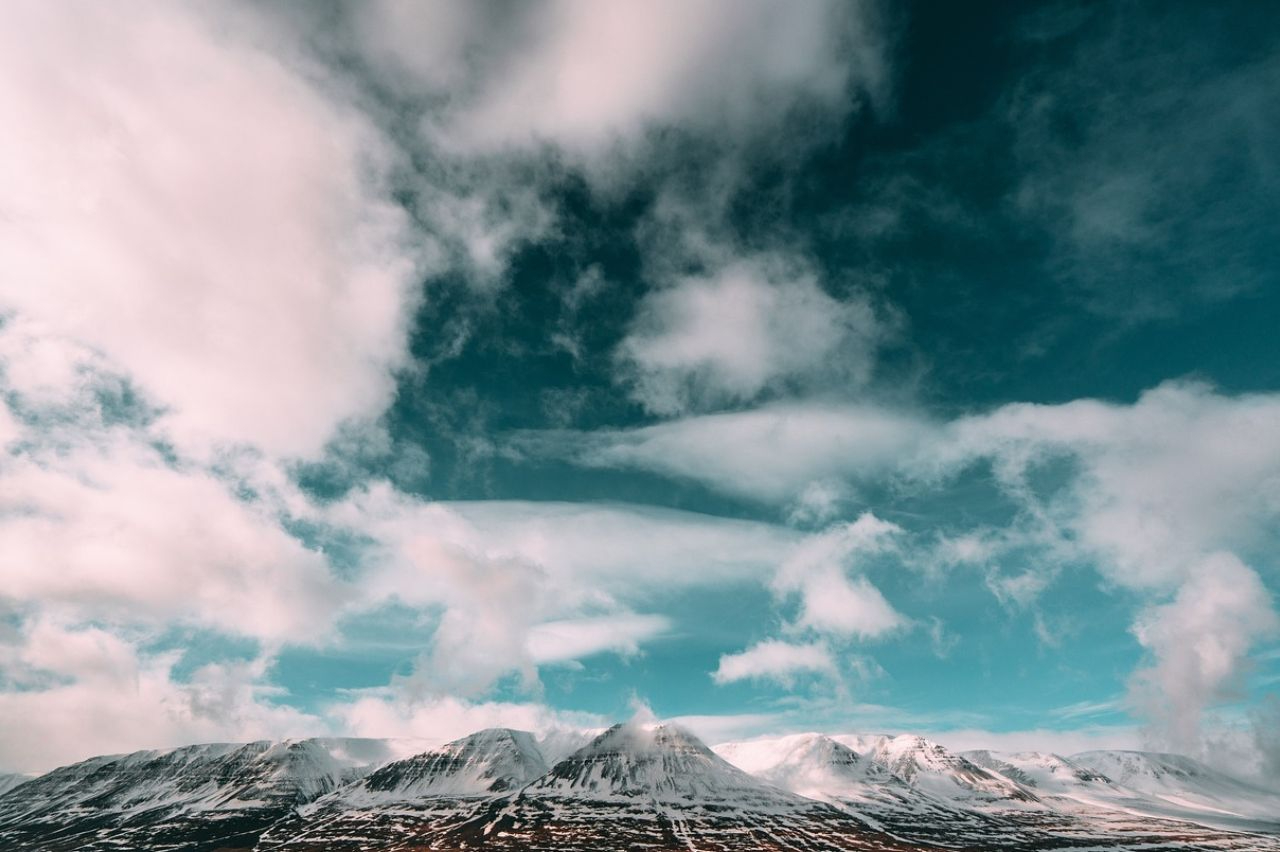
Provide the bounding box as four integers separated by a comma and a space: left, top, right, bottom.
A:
1, 723, 1277, 851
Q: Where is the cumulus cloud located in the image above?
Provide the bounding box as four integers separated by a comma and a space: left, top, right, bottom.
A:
0, 441, 346, 645
934, 382, 1280, 592
713, 640, 837, 686
1129, 555, 1279, 752
422, 0, 886, 165
0, 325, 346, 646
926, 382, 1280, 752
0, 620, 320, 774
0, 1, 424, 458
617, 256, 887, 414
773, 514, 906, 639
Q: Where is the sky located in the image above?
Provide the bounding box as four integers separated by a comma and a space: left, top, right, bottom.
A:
1, 0, 1279, 780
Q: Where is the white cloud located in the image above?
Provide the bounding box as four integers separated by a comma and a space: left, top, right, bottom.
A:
519, 402, 934, 504
792, 573, 904, 639
927, 726, 1141, 757
713, 640, 836, 686
617, 257, 886, 414
431, 0, 885, 164
1130, 554, 1279, 752
934, 381, 1280, 592
0, 1, 423, 457
324, 485, 803, 694
773, 514, 905, 640
330, 691, 602, 746
0, 435, 346, 646
525, 614, 670, 665
926, 381, 1280, 751
0, 620, 321, 774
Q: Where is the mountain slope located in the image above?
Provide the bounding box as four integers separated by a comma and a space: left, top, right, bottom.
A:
274, 723, 916, 851
2, 729, 1280, 851
1070, 750, 1280, 830
0, 737, 412, 852
432, 722, 914, 852
833, 733, 1037, 804
0, 773, 31, 798
260, 728, 552, 849
962, 750, 1118, 797
718, 733, 1280, 851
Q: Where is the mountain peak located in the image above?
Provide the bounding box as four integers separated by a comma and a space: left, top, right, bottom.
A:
351, 727, 548, 800
531, 721, 792, 803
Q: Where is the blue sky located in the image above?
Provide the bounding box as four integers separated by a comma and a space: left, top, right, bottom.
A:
1, 0, 1279, 779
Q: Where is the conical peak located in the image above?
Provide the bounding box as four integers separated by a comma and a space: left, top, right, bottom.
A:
536, 720, 784, 802
582, 720, 713, 757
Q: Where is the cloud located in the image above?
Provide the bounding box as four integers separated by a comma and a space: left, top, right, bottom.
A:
713, 640, 836, 686
532, 380, 1280, 747
1129, 554, 1279, 752
514, 402, 934, 504
927, 725, 1141, 757
927, 381, 1280, 751
773, 514, 906, 639
0, 434, 346, 647
1006, 3, 1280, 318
425, 0, 886, 167
0, 619, 320, 774
617, 256, 887, 415
324, 485, 804, 694
0, 1, 424, 458
525, 614, 671, 665
329, 691, 602, 746
934, 381, 1280, 592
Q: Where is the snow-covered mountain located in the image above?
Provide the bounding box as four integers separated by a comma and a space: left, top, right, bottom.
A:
715, 732, 899, 801
716, 733, 1280, 851
832, 733, 1038, 803
343, 727, 548, 800
263, 722, 903, 851
0, 737, 422, 852
3, 726, 1279, 851
962, 749, 1118, 797
257, 728, 554, 849
1071, 749, 1280, 829
0, 773, 30, 798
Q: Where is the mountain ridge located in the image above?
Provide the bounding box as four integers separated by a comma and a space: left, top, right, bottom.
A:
2, 725, 1278, 851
